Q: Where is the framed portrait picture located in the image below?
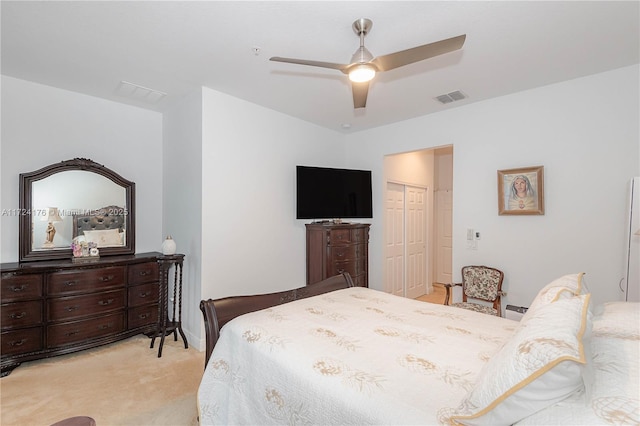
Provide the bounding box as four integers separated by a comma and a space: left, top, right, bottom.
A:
497, 166, 544, 215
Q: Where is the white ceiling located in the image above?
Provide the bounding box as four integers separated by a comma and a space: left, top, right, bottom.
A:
2, 1, 638, 133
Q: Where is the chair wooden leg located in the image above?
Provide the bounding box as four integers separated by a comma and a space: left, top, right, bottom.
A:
443, 283, 463, 306
444, 284, 452, 305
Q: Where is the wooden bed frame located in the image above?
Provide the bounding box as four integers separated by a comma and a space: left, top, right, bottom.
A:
199, 272, 354, 367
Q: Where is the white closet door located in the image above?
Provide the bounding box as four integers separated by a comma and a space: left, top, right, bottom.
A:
385, 183, 405, 297
435, 190, 453, 284
384, 183, 427, 298
405, 186, 427, 299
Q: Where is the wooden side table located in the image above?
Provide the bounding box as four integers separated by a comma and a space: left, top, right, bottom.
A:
150, 254, 188, 357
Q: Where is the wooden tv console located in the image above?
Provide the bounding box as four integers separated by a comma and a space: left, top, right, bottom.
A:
0, 251, 178, 377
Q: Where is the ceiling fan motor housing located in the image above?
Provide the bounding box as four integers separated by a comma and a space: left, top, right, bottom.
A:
351, 46, 374, 65
352, 18, 373, 36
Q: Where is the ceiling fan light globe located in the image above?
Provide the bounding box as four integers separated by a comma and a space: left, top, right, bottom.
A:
349, 65, 376, 83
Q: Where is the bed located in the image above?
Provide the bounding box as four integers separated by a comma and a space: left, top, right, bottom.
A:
72, 205, 126, 247
197, 273, 639, 425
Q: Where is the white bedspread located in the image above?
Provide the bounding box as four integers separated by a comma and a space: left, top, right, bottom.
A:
197, 287, 517, 425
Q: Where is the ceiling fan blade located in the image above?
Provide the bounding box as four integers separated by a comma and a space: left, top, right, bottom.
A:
371, 34, 466, 72
352, 82, 369, 109
270, 57, 349, 72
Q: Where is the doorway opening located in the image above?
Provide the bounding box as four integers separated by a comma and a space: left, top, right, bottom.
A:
383, 146, 453, 298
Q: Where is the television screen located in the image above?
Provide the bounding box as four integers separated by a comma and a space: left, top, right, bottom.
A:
296, 166, 373, 220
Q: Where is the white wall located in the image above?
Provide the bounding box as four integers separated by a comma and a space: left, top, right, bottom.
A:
164, 86, 349, 350
434, 148, 453, 191
162, 89, 203, 346
346, 65, 640, 309
199, 87, 347, 302
384, 150, 434, 187
1, 76, 163, 262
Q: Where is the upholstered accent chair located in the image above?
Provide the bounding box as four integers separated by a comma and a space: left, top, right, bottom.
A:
444, 265, 506, 316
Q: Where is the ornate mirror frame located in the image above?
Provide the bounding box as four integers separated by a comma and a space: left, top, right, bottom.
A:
19, 158, 136, 262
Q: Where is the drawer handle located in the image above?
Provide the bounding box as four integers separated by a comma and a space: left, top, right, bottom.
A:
9, 311, 27, 319
337, 268, 345, 274
98, 299, 114, 306
97, 322, 113, 330
63, 281, 77, 287
99, 275, 115, 282
65, 305, 80, 312
11, 285, 27, 292
138, 291, 151, 298
138, 313, 150, 319
10, 338, 27, 347
139, 270, 150, 276
336, 252, 345, 257
65, 330, 79, 337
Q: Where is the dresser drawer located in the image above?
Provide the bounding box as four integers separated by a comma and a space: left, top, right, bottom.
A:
128, 305, 158, 329
330, 244, 366, 262
1, 327, 43, 355
328, 227, 368, 246
351, 227, 368, 243
1, 300, 43, 329
1, 274, 43, 302
48, 312, 125, 348
328, 228, 353, 245
128, 282, 159, 307
330, 259, 366, 277
48, 289, 125, 322
48, 266, 125, 295
128, 262, 159, 285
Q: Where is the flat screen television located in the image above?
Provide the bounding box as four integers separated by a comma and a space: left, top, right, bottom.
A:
296, 165, 373, 220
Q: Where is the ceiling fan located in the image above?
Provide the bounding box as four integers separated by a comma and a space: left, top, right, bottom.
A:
270, 18, 466, 109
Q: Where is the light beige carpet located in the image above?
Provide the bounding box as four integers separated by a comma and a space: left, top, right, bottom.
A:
0, 335, 204, 426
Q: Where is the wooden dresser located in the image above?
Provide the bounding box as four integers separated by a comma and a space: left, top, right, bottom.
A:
305, 222, 370, 287
0, 252, 164, 377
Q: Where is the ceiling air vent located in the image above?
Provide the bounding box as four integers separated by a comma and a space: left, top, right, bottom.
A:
435, 90, 467, 104
115, 81, 166, 104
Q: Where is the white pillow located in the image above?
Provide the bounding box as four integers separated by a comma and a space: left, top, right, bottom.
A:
522, 273, 586, 323
449, 293, 590, 426
83, 229, 123, 247
518, 302, 640, 425
592, 301, 640, 339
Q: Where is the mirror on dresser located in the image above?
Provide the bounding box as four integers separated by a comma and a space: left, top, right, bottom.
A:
19, 158, 135, 262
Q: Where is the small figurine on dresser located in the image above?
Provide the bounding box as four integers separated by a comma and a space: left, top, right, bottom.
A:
71, 240, 100, 262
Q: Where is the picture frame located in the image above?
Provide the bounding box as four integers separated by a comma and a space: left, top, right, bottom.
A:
497, 166, 544, 215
